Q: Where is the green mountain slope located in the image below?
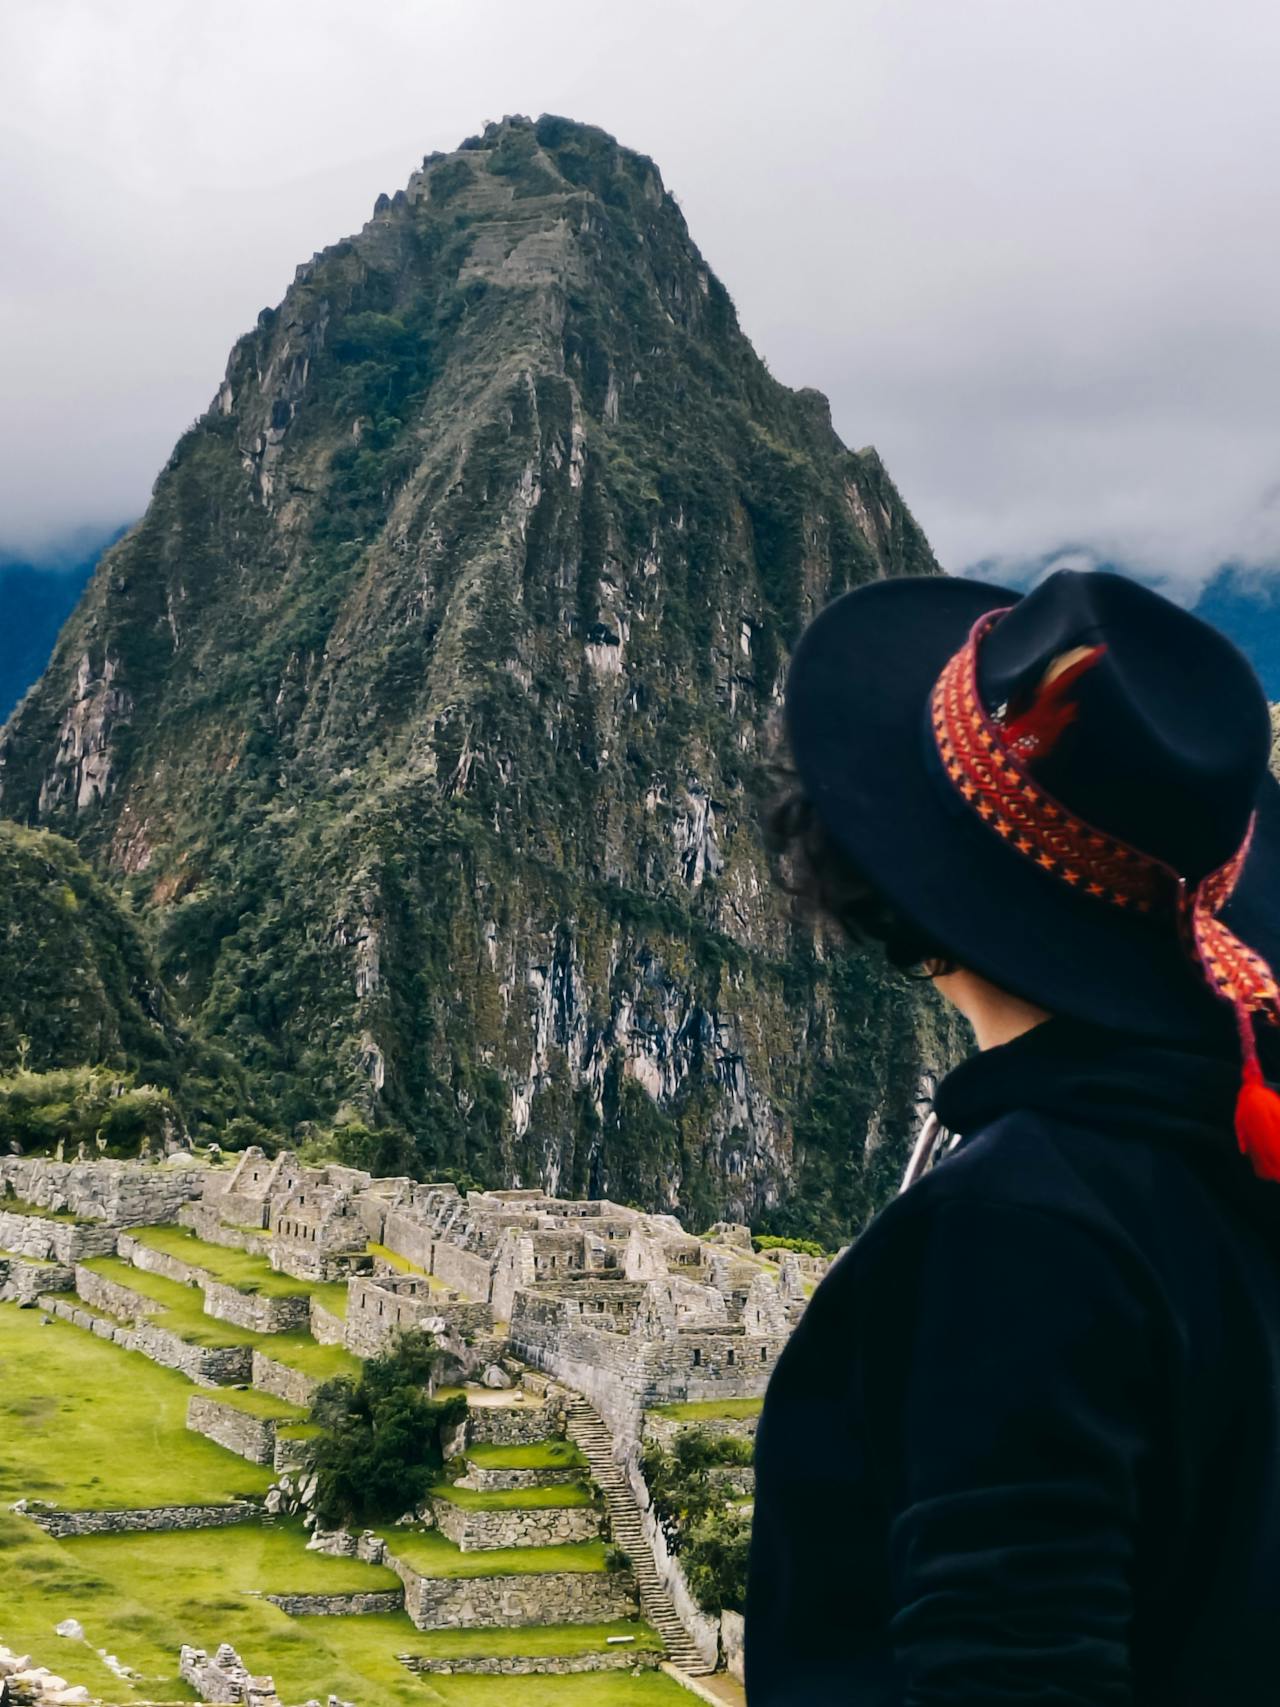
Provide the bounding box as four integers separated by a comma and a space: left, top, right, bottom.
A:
0, 820, 184, 1082
0, 116, 960, 1238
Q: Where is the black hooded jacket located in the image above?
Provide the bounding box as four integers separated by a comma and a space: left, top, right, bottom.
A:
746, 1019, 1280, 1705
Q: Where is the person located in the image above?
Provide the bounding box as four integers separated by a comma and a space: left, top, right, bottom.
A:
745, 569, 1280, 1706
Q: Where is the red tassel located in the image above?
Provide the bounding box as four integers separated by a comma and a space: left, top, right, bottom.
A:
1234, 1058, 1280, 1182
1003, 644, 1107, 761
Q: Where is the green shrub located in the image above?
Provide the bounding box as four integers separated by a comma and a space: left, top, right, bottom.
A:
753, 1234, 829, 1260
640, 1428, 753, 1613
0, 1064, 182, 1156
682, 1506, 752, 1614
309, 1329, 466, 1528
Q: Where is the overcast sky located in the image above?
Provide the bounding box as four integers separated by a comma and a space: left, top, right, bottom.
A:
3, 0, 1279, 592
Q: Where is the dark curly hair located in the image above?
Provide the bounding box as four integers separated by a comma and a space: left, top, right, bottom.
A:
764, 773, 956, 976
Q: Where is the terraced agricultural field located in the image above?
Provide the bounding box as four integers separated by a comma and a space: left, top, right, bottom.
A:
0, 1301, 689, 1705
128, 1225, 350, 1316
79, 1256, 360, 1380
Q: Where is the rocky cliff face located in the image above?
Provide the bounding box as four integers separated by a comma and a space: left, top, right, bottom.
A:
0, 116, 962, 1240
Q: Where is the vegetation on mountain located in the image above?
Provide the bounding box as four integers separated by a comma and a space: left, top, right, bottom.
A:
0, 1062, 179, 1155
0, 115, 964, 1239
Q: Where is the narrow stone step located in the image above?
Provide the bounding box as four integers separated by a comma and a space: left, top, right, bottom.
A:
565, 1397, 712, 1674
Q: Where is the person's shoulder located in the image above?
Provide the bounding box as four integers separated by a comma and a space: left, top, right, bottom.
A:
826, 1107, 1141, 1297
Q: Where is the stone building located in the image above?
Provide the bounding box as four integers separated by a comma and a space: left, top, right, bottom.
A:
188, 1163, 822, 1432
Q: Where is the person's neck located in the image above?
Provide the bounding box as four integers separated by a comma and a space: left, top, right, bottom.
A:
932, 966, 1053, 1051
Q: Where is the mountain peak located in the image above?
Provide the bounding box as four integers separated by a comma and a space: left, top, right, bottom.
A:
0, 118, 950, 1238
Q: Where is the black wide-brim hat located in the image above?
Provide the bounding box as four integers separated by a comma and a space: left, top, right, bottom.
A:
785, 568, 1280, 1046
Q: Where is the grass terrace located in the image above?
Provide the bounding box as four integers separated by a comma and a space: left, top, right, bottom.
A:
398, 1620, 663, 1659
275, 1421, 323, 1441
649, 1398, 763, 1423
433, 1482, 593, 1511
0, 1196, 88, 1223
464, 1439, 587, 1471
130, 1225, 351, 1316
378, 1527, 611, 1578
366, 1242, 452, 1290
79, 1256, 361, 1380
404, 1676, 689, 1705
0, 1303, 271, 1509
197, 1386, 307, 1423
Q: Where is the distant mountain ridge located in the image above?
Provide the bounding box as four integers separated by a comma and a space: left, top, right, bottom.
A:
0, 115, 961, 1240
0, 528, 127, 724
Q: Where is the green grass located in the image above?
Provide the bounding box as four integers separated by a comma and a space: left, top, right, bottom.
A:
0, 1513, 418, 1705
0, 1249, 56, 1264
465, 1439, 586, 1471
194, 1387, 305, 1422
433, 1481, 593, 1510
366, 1241, 450, 1289
309, 1279, 351, 1318
378, 1527, 610, 1578
0, 1303, 270, 1508
79, 1257, 361, 1380
65, 1518, 400, 1594
397, 1620, 663, 1658
282, 1614, 689, 1707
0, 1196, 86, 1223
275, 1421, 323, 1441
130, 1226, 351, 1317
409, 1678, 688, 1705
252, 1331, 362, 1383
648, 1398, 763, 1423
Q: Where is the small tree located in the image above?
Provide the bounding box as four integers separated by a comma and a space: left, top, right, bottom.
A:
309, 1329, 466, 1529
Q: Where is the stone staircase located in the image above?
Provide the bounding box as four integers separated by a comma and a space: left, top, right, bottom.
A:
565, 1395, 714, 1676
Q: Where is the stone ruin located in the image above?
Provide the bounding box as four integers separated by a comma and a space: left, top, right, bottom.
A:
192, 1149, 829, 1434
179, 1644, 354, 1707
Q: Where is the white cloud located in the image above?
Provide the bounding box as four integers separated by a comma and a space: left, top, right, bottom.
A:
2, 0, 1279, 591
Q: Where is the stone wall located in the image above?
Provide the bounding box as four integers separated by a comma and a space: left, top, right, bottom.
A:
310, 1300, 347, 1346
54, 1285, 253, 1385
203, 1280, 311, 1335
178, 1203, 269, 1253
343, 1276, 491, 1359
251, 1350, 318, 1407
0, 1156, 202, 1224
428, 1241, 494, 1302
641, 1411, 759, 1452
464, 1398, 562, 1447
186, 1395, 277, 1465
380, 1207, 436, 1273
272, 1432, 317, 1475
263, 1590, 403, 1616
721, 1609, 746, 1683
74, 1262, 152, 1321
429, 1498, 600, 1551
117, 1232, 206, 1287
510, 1288, 784, 1436
391, 1557, 637, 1630
402, 1650, 660, 1676
459, 1464, 580, 1492
0, 1255, 73, 1304
21, 1499, 260, 1538
0, 1209, 120, 1264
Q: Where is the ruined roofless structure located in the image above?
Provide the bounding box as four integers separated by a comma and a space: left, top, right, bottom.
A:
191, 1147, 822, 1430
